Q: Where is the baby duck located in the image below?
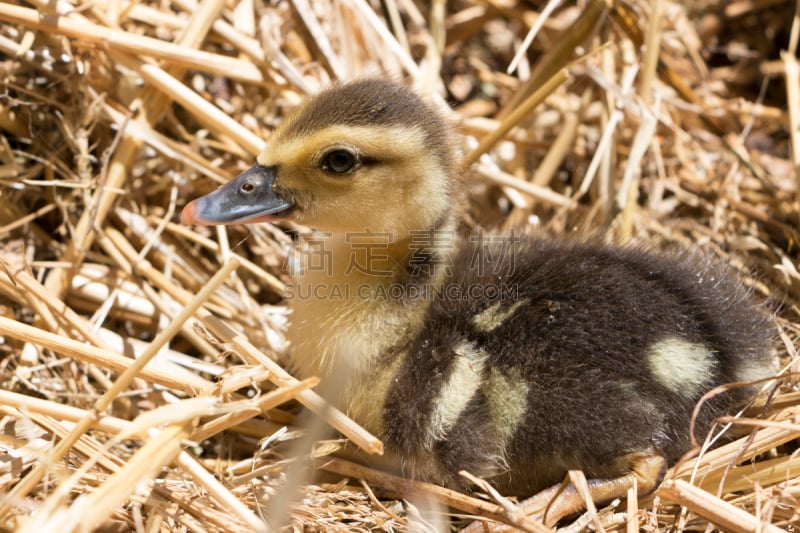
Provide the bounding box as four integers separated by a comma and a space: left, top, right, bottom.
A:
181, 79, 775, 525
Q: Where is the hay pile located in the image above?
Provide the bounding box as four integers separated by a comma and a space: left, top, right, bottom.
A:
0, 0, 798, 530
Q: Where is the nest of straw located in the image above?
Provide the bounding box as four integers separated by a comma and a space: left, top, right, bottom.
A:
0, 0, 798, 531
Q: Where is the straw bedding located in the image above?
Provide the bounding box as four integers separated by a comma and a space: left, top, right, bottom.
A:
0, 0, 798, 530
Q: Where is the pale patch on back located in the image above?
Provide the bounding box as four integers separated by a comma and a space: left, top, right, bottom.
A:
427, 340, 486, 446
471, 299, 529, 333
646, 336, 718, 397
734, 351, 777, 384
483, 367, 529, 444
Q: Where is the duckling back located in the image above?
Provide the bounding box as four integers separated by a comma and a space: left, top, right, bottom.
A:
380, 238, 774, 496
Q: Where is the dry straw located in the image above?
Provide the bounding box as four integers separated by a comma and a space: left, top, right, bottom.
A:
0, 0, 798, 531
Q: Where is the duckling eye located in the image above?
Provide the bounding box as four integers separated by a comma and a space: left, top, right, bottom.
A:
321, 149, 358, 174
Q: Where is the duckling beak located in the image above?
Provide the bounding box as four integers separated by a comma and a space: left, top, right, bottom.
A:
180, 165, 293, 226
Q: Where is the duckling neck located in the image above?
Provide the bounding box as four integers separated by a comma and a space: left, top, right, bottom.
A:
285, 219, 455, 384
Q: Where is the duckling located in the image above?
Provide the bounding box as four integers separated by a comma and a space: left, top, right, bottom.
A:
181, 79, 775, 525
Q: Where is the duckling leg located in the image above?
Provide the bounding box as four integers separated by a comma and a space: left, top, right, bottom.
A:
521, 451, 667, 527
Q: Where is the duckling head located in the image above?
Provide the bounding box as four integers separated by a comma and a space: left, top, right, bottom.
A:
181, 79, 455, 236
